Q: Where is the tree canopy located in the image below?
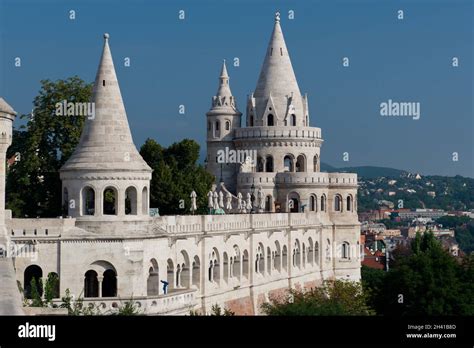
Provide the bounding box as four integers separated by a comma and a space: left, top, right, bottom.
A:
261, 280, 374, 316
139, 138, 214, 215
6, 77, 92, 217
373, 232, 473, 316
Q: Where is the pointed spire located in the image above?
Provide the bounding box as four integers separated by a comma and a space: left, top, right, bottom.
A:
61, 33, 151, 173
216, 59, 232, 98
254, 12, 301, 99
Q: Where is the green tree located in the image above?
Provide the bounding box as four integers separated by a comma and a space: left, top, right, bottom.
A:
6, 77, 93, 217
29, 278, 44, 307
261, 280, 374, 316
377, 232, 473, 315
140, 138, 214, 215
44, 273, 60, 303
361, 265, 386, 312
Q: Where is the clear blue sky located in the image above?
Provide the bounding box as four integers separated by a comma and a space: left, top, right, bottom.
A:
0, 0, 472, 177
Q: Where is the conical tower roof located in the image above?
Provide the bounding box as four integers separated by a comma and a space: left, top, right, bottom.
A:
254, 12, 301, 99
0, 97, 16, 116
207, 60, 241, 115
61, 34, 151, 173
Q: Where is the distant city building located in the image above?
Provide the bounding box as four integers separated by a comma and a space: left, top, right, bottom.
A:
398, 209, 447, 220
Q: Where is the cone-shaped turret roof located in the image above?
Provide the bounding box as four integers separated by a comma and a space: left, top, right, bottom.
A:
254, 12, 301, 99
61, 34, 151, 173
0, 97, 16, 116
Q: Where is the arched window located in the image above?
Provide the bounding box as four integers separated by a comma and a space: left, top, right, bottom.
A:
167, 259, 175, 291
321, 195, 326, 212
282, 245, 288, 271
267, 114, 274, 126
142, 187, 148, 215
265, 195, 272, 212
274, 241, 281, 272
24, 265, 43, 299
308, 238, 314, 265
346, 195, 352, 212
293, 240, 301, 268
215, 121, 220, 131
82, 186, 95, 216
315, 241, 320, 266
192, 256, 201, 289
102, 269, 117, 297
215, 121, 220, 138
342, 242, 350, 259
296, 155, 305, 172
103, 187, 118, 215
232, 246, 241, 280
309, 195, 317, 211
291, 114, 296, 126
257, 156, 264, 172
125, 187, 137, 215
334, 195, 342, 212
242, 250, 249, 279
284, 155, 294, 172
255, 243, 264, 274
209, 249, 220, 284
147, 259, 159, 296
179, 250, 190, 288
249, 115, 254, 127
225, 120, 230, 131
265, 155, 273, 172
313, 155, 319, 172
84, 270, 98, 298
223, 252, 229, 283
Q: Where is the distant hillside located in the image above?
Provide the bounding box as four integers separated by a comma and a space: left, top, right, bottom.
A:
321, 163, 407, 179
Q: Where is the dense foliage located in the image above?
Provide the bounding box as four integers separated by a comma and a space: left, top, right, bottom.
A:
140, 138, 214, 215
261, 280, 374, 316
6, 77, 92, 217
363, 232, 474, 316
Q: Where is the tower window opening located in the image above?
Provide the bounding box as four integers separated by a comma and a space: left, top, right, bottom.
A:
291, 114, 296, 126
270, 48, 273, 56
267, 114, 274, 126
102, 80, 105, 86
280, 47, 283, 56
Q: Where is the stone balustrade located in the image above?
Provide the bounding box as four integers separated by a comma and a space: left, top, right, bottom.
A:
238, 171, 358, 186
234, 126, 322, 141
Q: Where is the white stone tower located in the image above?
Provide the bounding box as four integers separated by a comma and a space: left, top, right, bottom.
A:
206, 60, 242, 193
0, 98, 16, 232
60, 34, 152, 224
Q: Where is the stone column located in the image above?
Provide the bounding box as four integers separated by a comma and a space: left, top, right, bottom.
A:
97, 276, 103, 297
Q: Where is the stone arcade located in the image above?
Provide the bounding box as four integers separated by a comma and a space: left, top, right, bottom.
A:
0, 14, 360, 315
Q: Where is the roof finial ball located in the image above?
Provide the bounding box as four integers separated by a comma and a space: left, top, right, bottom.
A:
104, 33, 110, 40
275, 11, 281, 23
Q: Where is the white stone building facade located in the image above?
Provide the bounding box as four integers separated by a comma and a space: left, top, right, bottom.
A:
1, 14, 360, 315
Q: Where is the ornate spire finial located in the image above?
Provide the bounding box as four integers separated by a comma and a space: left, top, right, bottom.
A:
275, 11, 280, 23
104, 33, 109, 40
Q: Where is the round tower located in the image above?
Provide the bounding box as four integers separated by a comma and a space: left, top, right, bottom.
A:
206, 60, 242, 194
60, 34, 152, 222
0, 98, 16, 229
235, 13, 327, 212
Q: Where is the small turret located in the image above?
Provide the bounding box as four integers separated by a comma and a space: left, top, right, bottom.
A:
206, 60, 242, 193
60, 34, 152, 222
